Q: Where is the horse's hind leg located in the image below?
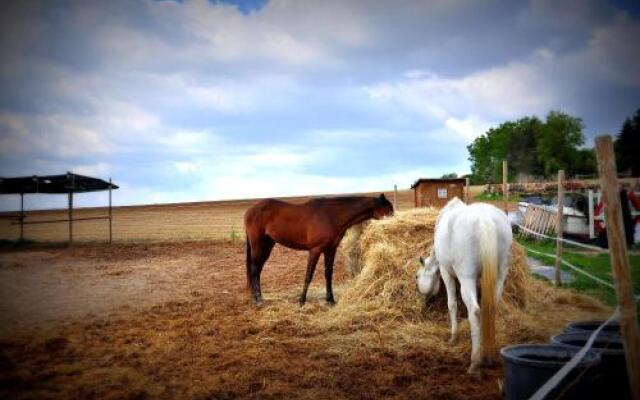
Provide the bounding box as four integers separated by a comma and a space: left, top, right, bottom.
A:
299, 249, 321, 306
324, 247, 337, 305
460, 277, 481, 373
440, 266, 458, 344
249, 235, 274, 306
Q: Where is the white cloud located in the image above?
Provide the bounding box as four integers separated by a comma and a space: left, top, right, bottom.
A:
174, 161, 199, 174
444, 116, 494, 142
363, 56, 556, 141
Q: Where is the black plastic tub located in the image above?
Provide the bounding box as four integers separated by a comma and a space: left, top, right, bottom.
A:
500, 344, 601, 400
564, 320, 620, 337
551, 332, 630, 400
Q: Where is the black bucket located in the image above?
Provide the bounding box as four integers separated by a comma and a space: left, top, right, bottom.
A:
564, 320, 620, 337
500, 344, 601, 400
551, 332, 630, 400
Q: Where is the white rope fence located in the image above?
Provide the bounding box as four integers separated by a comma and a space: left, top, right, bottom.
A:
515, 225, 640, 301
515, 223, 609, 253
520, 244, 616, 290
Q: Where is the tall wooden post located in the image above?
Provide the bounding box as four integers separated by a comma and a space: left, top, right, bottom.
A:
502, 160, 509, 213
555, 170, 565, 286
67, 173, 73, 244
393, 184, 398, 211
109, 178, 113, 244
596, 135, 640, 400
19, 193, 24, 241
68, 191, 73, 243
465, 177, 470, 204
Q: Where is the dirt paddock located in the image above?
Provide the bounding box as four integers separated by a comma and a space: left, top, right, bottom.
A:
0, 240, 607, 399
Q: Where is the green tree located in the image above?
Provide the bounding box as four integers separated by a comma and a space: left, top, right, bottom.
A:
535, 111, 584, 176
441, 172, 458, 179
467, 111, 590, 183
467, 116, 543, 183
615, 108, 640, 176
572, 148, 597, 177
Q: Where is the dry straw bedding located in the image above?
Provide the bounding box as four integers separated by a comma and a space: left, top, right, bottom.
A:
251, 208, 608, 397
0, 209, 609, 399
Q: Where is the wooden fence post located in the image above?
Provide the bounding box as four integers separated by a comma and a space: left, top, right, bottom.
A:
465, 177, 470, 204
109, 178, 113, 244
67, 173, 74, 244
393, 184, 398, 211
596, 135, 640, 400
19, 192, 24, 241
503, 160, 509, 213
555, 170, 565, 286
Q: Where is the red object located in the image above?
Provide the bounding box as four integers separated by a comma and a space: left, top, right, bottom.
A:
629, 191, 640, 224
594, 201, 605, 233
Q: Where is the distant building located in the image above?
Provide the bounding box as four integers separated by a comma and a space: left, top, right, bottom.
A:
411, 178, 466, 208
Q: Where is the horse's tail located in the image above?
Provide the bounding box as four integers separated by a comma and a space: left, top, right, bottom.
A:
245, 234, 252, 290
478, 218, 498, 358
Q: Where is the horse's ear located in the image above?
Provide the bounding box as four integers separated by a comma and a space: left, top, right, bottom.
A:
379, 193, 387, 201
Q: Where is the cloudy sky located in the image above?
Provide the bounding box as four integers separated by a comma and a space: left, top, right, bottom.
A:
1, 0, 639, 210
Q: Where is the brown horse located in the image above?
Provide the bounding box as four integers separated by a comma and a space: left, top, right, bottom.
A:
244, 194, 394, 306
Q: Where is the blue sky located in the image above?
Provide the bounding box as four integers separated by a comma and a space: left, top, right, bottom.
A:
1, 0, 639, 210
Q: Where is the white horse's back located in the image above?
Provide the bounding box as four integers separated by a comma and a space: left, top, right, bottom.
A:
435, 202, 511, 280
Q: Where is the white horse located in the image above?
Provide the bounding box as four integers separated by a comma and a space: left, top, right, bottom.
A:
416, 197, 512, 372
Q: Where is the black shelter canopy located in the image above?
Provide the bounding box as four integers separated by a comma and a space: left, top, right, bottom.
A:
0, 172, 117, 243
0, 173, 117, 194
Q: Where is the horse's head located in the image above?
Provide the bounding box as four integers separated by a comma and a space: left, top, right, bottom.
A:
373, 193, 394, 219
416, 252, 441, 298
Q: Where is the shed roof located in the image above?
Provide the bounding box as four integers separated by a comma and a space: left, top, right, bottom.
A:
0, 173, 118, 194
411, 178, 466, 189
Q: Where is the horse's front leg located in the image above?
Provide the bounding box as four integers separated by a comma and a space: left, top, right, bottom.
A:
460, 277, 482, 373
440, 267, 458, 344
299, 250, 321, 306
324, 247, 337, 305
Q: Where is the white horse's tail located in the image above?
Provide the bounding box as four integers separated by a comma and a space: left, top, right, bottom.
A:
478, 218, 498, 358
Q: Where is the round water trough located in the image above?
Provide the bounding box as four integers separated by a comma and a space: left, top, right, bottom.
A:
500, 344, 600, 400
564, 320, 620, 337
552, 332, 630, 400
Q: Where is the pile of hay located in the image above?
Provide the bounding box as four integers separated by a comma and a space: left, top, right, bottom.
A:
257, 207, 608, 359
337, 208, 529, 320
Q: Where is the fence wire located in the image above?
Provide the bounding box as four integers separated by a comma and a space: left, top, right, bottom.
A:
515, 223, 609, 253
517, 232, 640, 301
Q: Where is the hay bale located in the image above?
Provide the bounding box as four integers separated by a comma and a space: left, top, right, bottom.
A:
337, 208, 530, 321
341, 223, 365, 277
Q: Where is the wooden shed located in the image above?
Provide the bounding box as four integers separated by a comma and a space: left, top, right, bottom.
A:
411, 178, 466, 208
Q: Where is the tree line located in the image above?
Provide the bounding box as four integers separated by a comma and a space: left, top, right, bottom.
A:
466, 108, 640, 184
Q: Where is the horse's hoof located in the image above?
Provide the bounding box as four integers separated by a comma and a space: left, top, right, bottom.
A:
467, 364, 480, 375
448, 336, 458, 345
255, 299, 264, 308
326, 299, 336, 306
298, 299, 306, 307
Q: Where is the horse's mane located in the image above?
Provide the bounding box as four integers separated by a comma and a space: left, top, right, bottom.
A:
306, 196, 373, 206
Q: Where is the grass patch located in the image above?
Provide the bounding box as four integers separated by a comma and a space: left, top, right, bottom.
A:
475, 192, 522, 202
516, 236, 640, 306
